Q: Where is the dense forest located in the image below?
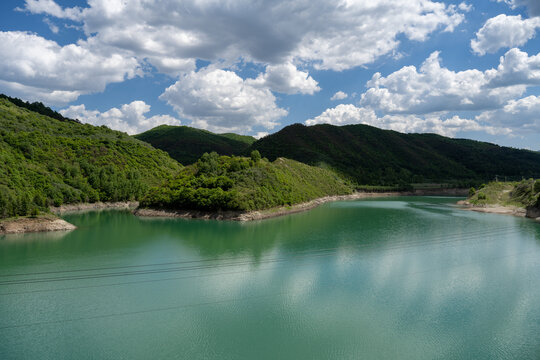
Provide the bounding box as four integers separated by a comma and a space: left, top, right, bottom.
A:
140, 151, 353, 211
0, 98, 181, 218
248, 123, 540, 185
2, 92, 540, 220
135, 125, 255, 164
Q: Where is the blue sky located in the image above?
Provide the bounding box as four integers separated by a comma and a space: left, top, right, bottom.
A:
0, 0, 539, 150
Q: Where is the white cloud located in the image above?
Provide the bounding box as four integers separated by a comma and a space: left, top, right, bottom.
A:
246, 63, 320, 95
330, 91, 348, 101
471, 15, 540, 56
0, 31, 140, 105
458, 2, 473, 12
60, 101, 180, 135
43, 17, 59, 34
306, 104, 377, 126
254, 132, 269, 139
20, 0, 82, 20
22, 0, 466, 72
485, 48, 540, 87
359, 49, 540, 115
160, 68, 288, 134
305, 104, 511, 137
476, 95, 540, 132
495, 0, 540, 16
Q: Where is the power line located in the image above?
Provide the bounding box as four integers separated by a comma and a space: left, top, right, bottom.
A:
0, 225, 517, 279
0, 226, 521, 287
0, 250, 537, 331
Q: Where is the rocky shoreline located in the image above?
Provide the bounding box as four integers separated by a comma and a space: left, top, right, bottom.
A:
456, 200, 539, 221
134, 190, 468, 221
50, 201, 139, 214
0, 215, 76, 235
2, 190, 470, 235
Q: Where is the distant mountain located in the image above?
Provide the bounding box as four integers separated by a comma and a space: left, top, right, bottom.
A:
135, 125, 255, 165
0, 97, 181, 218
248, 123, 540, 185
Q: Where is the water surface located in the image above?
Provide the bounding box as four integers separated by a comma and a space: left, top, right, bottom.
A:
1, 197, 539, 359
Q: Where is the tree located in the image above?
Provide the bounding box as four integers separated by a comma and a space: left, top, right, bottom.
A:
250, 150, 261, 163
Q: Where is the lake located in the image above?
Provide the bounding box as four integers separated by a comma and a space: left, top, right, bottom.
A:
1, 197, 539, 359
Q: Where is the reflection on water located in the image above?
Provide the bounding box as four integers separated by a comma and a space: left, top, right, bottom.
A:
0, 197, 539, 360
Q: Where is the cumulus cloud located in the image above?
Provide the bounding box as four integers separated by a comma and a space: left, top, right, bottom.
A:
0, 31, 140, 105
60, 101, 180, 134
485, 48, 540, 87
359, 49, 540, 115
22, 0, 465, 72
471, 15, 540, 55
330, 91, 348, 101
305, 104, 511, 137
476, 95, 540, 132
247, 63, 320, 95
160, 68, 288, 133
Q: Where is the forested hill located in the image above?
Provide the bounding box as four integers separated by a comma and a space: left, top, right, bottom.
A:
0, 98, 181, 218
248, 123, 540, 185
135, 125, 255, 164
140, 152, 353, 212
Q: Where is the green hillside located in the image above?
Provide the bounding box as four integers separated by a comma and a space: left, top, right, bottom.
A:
467, 180, 540, 208
140, 152, 353, 212
0, 98, 181, 218
248, 123, 540, 185
135, 125, 255, 164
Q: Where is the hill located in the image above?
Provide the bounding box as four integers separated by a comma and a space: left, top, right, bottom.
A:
140, 152, 354, 212
466, 180, 539, 208
0, 97, 181, 218
248, 123, 540, 185
135, 125, 255, 164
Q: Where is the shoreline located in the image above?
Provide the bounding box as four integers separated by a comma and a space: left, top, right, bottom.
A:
50, 201, 139, 214
134, 189, 468, 222
0, 215, 76, 235
2, 190, 469, 234
456, 200, 539, 221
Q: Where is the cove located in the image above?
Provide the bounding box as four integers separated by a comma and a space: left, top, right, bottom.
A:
1, 196, 539, 359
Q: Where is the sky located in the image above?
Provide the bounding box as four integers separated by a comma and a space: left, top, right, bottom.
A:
0, 0, 539, 150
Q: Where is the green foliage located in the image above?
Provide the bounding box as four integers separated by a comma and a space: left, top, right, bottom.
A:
219, 133, 256, 145
468, 180, 540, 207
135, 125, 254, 164
250, 150, 261, 163
141, 155, 354, 212
0, 97, 181, 218
469, 187, 476, 197
248, 123, 540, 185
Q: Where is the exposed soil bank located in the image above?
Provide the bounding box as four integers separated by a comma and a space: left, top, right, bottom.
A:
135, 189, 468, 221
0, 215, 76, 235
50, 201, 139, 214
457, 200, 540, 221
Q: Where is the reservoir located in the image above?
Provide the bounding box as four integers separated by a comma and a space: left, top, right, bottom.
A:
1, 196, 539, 359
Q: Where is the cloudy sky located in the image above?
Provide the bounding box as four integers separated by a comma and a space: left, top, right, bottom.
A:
0, 0, 539, 149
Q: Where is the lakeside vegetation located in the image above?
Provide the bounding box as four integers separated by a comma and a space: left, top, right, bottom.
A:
140, 152, 354, 212
0, 97, 181, 218
467, 180, 540, 209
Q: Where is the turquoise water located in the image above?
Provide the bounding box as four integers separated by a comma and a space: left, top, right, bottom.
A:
1, 197, 539, 359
